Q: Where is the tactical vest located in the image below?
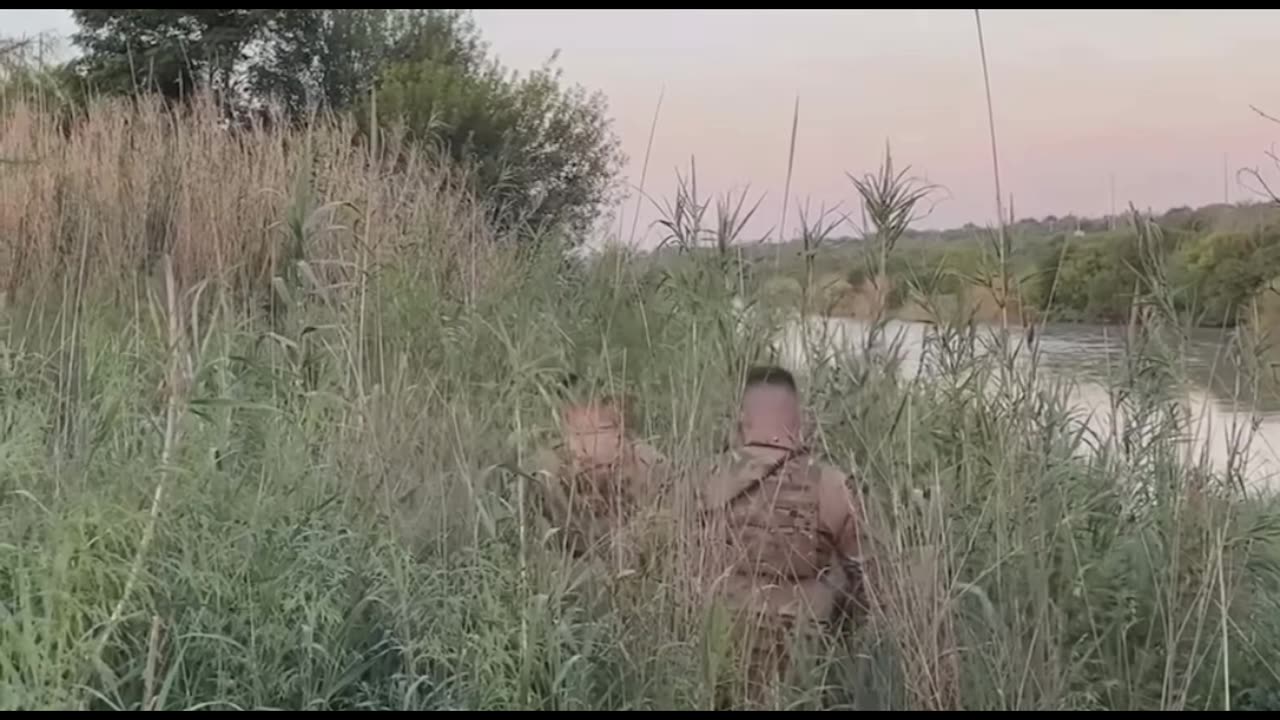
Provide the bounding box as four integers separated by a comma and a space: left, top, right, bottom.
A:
555, 447, 638, 556
705, 447, 829, 583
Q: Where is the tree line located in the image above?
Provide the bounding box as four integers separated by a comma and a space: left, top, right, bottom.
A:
762, 201, 1280, 328
3, 9, 625, 242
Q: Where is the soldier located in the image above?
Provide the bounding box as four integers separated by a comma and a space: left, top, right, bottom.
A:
529, 391, 668, 574
697, 365, 863, 707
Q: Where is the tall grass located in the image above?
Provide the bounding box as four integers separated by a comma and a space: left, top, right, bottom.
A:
2, 96, 1280, 710
0, 95, 507, 303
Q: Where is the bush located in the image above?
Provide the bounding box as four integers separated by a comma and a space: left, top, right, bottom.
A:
374, 56, 623, 238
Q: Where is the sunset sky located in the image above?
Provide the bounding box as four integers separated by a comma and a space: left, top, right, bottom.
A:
5, 9, 1279, 244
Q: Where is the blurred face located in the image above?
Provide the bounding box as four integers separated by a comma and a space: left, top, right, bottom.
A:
738, 384, 803, 449
562, 401, 625, 465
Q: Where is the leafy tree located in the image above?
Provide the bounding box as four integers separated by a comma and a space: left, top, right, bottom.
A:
374, 56, 624, 239
67, 9, 625, 241
69, 10, 486, 113
70, 9, 278, 100
1170, 228, 1280, 325
1, 34, 86, 119
249, 9, 486, 116
1031, 233, 1140, 323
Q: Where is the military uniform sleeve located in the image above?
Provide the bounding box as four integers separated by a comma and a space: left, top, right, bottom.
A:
628, 441, 669, 508
817, 463, 870, 620
817, 464, 861, 560
528, 448, 570, 529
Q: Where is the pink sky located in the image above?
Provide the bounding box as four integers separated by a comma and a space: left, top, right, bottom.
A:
7, 9, 1280, 243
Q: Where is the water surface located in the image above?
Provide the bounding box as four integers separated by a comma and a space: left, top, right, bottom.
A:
779, 317, 1280, 493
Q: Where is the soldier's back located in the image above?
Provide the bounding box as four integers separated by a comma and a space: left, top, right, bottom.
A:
700, 447, 840, 618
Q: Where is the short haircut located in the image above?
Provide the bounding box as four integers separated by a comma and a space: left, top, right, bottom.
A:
555, 371, 631, 420
743, 365, 797, 393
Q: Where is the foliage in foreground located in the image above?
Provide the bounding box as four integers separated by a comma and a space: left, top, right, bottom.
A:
2, 99, 1280, 710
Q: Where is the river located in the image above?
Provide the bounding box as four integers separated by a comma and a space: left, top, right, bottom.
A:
778, 317, 1280, 494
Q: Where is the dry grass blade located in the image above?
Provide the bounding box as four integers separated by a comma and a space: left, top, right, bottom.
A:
142, 615, 164, 711
777, 95, 800, 266
627, 88, 665, 247
89, 255, 186, 685
974, 8, 1011, 333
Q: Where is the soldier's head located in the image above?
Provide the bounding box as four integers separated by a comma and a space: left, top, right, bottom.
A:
561, 396, 627, 466
737, 365, 804, 450
562, 397, 624, 432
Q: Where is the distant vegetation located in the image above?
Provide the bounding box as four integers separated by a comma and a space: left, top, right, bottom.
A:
756, 202, 1280, 330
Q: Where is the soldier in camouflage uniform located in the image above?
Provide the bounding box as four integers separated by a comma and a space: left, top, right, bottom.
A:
697, 365, 864, 707
530, 393, 668, 574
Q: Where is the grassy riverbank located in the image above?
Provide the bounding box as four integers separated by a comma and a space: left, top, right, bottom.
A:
3, 98, 1280, 710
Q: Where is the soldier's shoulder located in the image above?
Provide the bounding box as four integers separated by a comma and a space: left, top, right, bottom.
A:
698, 449, 730, 482
711, 448, 763, 477
697, 450, 741, 498
710, 447, 740, 466
630, 440, 669, 468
